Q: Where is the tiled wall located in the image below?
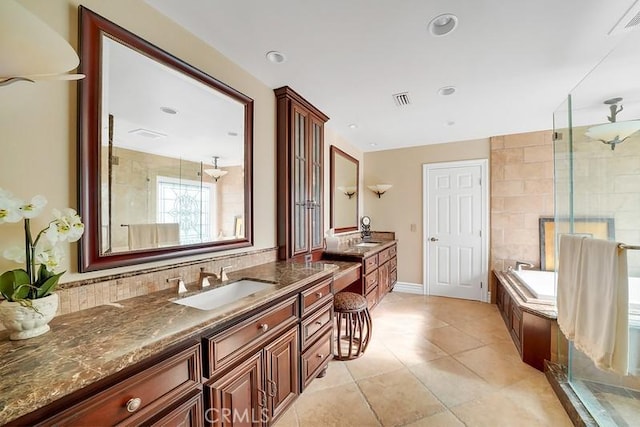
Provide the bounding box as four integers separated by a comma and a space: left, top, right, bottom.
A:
0, 248, 276, 331
490, 130, 554, 273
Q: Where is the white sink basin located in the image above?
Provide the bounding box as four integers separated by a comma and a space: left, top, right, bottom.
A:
172, 280, 276, 311
355, 242, 380, 247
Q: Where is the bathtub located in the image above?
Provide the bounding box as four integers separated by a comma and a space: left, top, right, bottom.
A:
512, 269, 640, 313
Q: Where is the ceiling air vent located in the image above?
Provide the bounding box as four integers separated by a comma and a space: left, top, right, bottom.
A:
609, 0, 640, 35
392, 92, 411, 107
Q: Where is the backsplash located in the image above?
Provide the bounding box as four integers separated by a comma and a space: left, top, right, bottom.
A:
48, 248, 275, 319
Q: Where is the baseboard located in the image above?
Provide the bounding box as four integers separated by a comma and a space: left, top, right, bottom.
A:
393, 282, 424, 295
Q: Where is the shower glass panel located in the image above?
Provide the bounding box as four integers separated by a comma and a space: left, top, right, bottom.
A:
554, 29, 640, 426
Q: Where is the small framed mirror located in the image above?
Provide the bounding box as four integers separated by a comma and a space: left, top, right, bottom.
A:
330, 146, 359, 232
78, 7, 254, 271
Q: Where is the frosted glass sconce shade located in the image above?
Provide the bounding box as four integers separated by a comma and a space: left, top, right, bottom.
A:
337, 186, 357, 198
368, 184, 392, 198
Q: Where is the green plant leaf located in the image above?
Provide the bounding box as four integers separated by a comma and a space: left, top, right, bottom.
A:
37, 264, 55, 283
36, 271, 64, 298
0, 270, 30, 301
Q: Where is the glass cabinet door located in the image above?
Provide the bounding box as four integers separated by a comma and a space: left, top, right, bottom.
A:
293, 107, 308, 254
310, 118, 323, 250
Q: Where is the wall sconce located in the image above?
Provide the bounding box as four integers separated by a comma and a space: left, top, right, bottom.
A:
337, 186, 357, 199
367, 184, 392, 198
585, 97, 640, 150
0, 1, 84, 87
203, 156, 228, 182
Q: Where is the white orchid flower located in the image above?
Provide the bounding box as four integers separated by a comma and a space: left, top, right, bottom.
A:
3, 246, 26, 264
35, 243, 64, 273
47, 208, 85, 243
18, 195, 47, 219
0, 189, 22, 223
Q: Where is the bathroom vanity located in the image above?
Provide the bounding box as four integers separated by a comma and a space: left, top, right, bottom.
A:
323, 239, 398, 310
0, 262, 339, 426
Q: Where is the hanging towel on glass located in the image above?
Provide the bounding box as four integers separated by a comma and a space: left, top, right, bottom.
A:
574, 238, 629, 375
557, 234, 586, 340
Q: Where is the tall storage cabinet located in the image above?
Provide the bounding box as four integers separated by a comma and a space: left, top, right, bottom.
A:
275, 86, 329, 261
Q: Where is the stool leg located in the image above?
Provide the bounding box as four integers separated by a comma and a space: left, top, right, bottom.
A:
362, 309, 372, 353
347, 313, 356, 358
356, 312, 364, 355
336, 312, 344, 359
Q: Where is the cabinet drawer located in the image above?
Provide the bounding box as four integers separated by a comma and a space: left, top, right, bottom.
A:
147, 389, 204, 427
365, 287, 378, 310
44, 344, 201, 426
389, 244, 397, 257
364, 271, 378, 294
363, 254, 378, 275
300, 302, 333, 349
390, 256, 397, 271
378, 248, 391, 264
301, 329, 333, 388
205, 296, 299, 377
301, 278, 333, 317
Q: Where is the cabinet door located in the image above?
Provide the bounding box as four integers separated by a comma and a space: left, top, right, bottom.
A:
292, 105, 309, 256
264, 328, 299, 422
207, 352, 266, 427
147, 390, 204, 427
378, 262, 389, 298
309, 116, 324, 251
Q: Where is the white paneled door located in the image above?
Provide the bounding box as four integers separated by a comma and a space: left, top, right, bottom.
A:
424, 160, 488, 301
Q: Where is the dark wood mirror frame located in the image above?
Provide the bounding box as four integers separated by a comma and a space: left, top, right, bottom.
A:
329, 146, 359, 233
78, 7, 254, 272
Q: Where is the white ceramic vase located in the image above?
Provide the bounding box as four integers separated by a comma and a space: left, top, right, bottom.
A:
0, 293, 59, 340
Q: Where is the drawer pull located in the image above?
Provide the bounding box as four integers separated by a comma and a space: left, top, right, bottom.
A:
258, 323, 269, 332
316, 353, 323, 358
126, 397, 142, 413
315, 320, 323, 325
258, 388, 267, 407
315, 291, 323, 298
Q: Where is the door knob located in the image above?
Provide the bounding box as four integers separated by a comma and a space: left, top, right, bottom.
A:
429, 237, 439, 242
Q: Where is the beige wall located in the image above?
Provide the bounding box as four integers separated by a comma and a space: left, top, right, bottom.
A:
364, 139, 490, 286
490, 131, 554, 274
0, 0, 276, 282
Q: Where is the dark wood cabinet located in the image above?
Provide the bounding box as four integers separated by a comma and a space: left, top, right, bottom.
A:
275, 86, 329, 261
207, 352, 265, 427
264, 328, 299, 422
494, 271, 552, 371
19, 343, 203, 427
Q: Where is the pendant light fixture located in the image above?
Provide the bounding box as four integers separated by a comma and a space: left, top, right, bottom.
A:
0, 1, 84, 87
203, 156, 228, 182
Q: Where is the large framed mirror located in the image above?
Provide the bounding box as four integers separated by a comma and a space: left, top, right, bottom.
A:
78, 7, 253, 271
329, 146, 359, 232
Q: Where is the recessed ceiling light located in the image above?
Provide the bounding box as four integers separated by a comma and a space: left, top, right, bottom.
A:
265, 50, 286, 64
160, 106, 178, 114
227, 131, 238, 137
348, 123, 358, 129
369, 143, 378, 147
446, 120, 456, 126
438, 86, 456, 96
428, 13, 458, 36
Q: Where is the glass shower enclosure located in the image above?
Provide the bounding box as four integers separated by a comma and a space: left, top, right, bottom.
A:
553, 30, 640, 426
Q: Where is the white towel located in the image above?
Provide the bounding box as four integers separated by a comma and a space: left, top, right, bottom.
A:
557, 234, 586, 340
574, 238, 629, 375
128, 224, 158, 250
157, 223, 180, 246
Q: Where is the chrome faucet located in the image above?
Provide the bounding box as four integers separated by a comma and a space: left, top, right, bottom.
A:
220, 265, 232, 282
167, 276, 188, 294
515, 261, 535, 271
199, 267, 219, 288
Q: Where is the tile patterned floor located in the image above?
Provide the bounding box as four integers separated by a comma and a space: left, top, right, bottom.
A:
275, 292, 573, 427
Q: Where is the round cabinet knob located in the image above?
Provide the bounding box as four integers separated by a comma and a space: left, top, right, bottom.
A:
316, 353, 323, 358
429, 237, 439, 242
259, 323, 269, 332
315, 292, 323, 298
126, 397, 142, 413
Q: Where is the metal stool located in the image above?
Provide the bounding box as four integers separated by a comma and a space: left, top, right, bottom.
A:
333, 292, 372, 360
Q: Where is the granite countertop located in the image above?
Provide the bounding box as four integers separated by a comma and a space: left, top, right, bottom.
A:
494, 270, 558, 320
323, 239, 397, 258
0, 261, 338, 425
